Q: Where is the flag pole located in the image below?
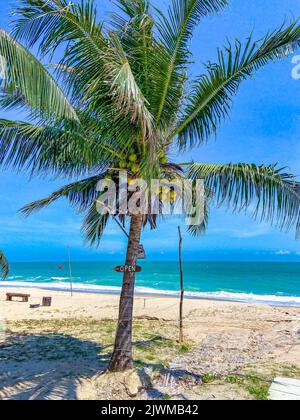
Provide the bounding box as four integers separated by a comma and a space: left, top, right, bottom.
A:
67, 246, 73, 297
178, 226, 184, 343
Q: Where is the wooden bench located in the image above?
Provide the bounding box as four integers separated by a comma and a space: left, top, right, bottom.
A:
6, 293, 30, 303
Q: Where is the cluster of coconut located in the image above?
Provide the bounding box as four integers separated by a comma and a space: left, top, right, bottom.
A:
156, 185, 177, 203
118, 149, 168, 175
118, 149, 139, 174
108, 149, 177, 203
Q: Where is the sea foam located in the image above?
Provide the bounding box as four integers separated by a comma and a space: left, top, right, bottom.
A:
1, 281, 300, 307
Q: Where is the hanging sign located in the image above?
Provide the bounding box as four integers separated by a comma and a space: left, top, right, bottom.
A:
137, 244, 146, 260
113, 265, 142, 273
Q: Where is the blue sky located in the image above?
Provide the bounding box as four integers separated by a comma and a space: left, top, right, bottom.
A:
1, 0, 300, 262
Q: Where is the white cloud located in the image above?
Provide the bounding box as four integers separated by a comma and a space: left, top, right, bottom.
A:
232, 226, 270, 239
209, 225, 271, 239
275, 250, 291, 256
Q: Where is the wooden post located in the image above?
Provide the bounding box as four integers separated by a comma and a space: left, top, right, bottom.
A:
178, 226, 184, 343
67, 246, 73, 297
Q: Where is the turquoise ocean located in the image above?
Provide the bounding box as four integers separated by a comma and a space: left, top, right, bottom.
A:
1, 261, 300, 307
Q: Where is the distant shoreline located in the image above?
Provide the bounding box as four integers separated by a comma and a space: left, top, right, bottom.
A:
7, 260, 300, 264
1, 281, 300, 308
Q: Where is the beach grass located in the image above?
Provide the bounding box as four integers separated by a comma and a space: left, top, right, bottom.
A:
2, 318, 189, 367
1, 317, 300, 400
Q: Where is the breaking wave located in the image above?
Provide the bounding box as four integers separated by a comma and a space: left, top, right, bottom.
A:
1, 281, 300, 307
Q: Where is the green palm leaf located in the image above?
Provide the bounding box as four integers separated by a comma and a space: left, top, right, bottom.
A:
99, 34, 154, 139
82, 203, 110, 247
189, 163, 300, 236
21, 176, 111, 247
0, 29, 78, 121
187, 199, 210, 236
174, 22, 300, 146
11, 1, 108, 109
21, 174, 106, 215
155, 0, 228, 123
0, 118, 122, 176
12, 0, 104, 57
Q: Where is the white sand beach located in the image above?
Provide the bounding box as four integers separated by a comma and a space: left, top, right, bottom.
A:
1, 286, 300, 400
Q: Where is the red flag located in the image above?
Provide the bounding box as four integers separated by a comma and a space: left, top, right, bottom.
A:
58, 264, 64, 270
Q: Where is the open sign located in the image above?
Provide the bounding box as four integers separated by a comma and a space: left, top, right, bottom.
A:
113, 265, 142, 273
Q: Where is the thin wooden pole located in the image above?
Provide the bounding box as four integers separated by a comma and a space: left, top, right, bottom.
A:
178, 226, 184, 343
67, 246, 73, 297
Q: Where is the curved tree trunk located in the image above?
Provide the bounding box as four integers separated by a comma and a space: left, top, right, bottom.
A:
108, 214, 143, 372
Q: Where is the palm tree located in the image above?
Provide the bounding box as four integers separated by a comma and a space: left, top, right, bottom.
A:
0, 0, 300, 372
0, 251, 9, 280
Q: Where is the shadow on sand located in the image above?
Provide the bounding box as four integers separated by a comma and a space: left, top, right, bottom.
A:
0, 332, 109, 400
0, 332, 201, 400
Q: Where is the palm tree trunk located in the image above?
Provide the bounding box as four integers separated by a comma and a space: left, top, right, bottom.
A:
108, 214, 143, 372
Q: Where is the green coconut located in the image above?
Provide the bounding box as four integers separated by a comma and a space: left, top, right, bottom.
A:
129, 154, 138, 163
160, 156, 168, 164
131, 163, 140, 174
119, 160, 128, 169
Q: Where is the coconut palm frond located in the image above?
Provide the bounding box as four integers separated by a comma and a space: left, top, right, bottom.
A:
12, 0, 104, 57
187, 188, 211, 235
0, 118, 124, 177
0, 29, 78, 122
110, 1, 158, 105
82, 203, 110, 247
12, 0, 109, 107
0, 83, 30, 113
174, 22, 300, 147
100, 34, 154, 139
154, 0, 228, 123
20, 174, 106, 216
13, 1, 156, 143
189, 163, 300, 235
0, 119, 95, 177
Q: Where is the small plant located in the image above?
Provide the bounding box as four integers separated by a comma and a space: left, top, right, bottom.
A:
202, 373, 217, 383
136, 344, 150, 352
178, 343, 191, 354
245, 374, 261, 385
225, 374, 244, 385
163, 394, 172, 400
246, 385, 269, 401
